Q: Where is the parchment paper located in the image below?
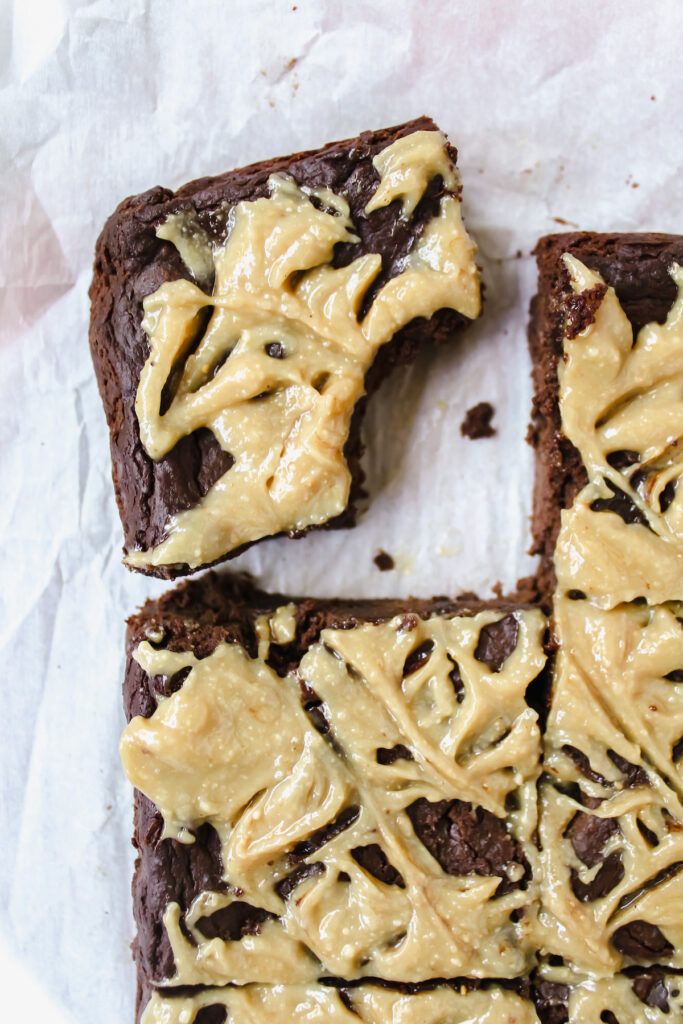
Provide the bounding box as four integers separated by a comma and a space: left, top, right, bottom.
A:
1, 1, 682, 1020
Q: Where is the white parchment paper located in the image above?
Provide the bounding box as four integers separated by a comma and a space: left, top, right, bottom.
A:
1, 1, 683, 1019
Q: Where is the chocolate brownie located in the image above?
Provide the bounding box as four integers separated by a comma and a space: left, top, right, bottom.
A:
121, 572, 548, 1016
89, 117, 481, 579
527, 232, 683, 605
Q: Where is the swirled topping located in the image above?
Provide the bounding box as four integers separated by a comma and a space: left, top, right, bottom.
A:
126, 129, 480, 570
121, 608, 545, 985
542, 257, 683, 975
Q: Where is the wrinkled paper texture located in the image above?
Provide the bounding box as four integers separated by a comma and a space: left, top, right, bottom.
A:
1, 0, 682, 1020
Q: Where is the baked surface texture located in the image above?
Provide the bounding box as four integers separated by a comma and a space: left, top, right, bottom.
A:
528, 232, 683, 604
89, 117, 479, 579
123, 572, 547, 1019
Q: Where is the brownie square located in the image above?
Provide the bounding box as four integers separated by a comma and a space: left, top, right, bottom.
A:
89, 117, 481, 579
120, 573, 547, 1014
527, 232, 683, 605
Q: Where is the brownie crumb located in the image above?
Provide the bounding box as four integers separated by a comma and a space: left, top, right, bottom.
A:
373, 550, 395, 571
460, 401, 496, 439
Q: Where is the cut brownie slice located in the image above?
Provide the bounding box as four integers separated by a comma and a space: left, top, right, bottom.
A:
527, 232, 683, 605
121, 573, 547, 1010
529, 234, 683, 977
90, 117, 481, 578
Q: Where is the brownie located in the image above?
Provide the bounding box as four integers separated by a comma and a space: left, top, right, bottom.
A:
527, 232, 683, 605
89, 117, 480, 579
122, 572, 548, 1015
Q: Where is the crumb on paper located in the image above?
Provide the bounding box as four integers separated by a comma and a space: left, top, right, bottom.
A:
631, 182, 639, 188
436, 398, 448, 413
552, 216, 578, 227
373, 549, 395, 572
651, 94, 656, 100
515, 249, 522, 259
461, 401, 496, 439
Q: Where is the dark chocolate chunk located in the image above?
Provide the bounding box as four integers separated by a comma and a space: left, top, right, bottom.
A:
566, 812, 619, 868
590, 480, 649, 528
606, 449, 640, 471
402, 639, 435, 676
289, 805, 360, 862
407, 797, 528, 895
351, 844, 405, 887
376, 744, 414, 764
195, 1007, 227, 1024
447, 655, 465, 702
561, 745, 611, 787
570, 850, 624, 902
195, 901, 275, 941
460, 401, 496, 439
532, 979, 569, 1024
632, 970, 670, 1012
265, 341, 285, 359
607, 749, 649, 788
275, 862, 325, 900
612, 920, 674, 961
474, 614, 519, 672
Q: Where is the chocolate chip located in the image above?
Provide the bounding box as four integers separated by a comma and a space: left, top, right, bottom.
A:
265, 341, 285, 358
402, 639, 434, 676
351, 844, 405, 887
660, 479, 676, 512
195, 901, 275, 941
567, 589, 586, 600
532, 979, 569, 1024
636, 818, 659, 847
590, 480, 649, 527
407, 797, 529, 896
289, 805, 360, 862
606, 449, 640, 471
566, 812, 620, 867
447, 655, 465, 702
612, 920, 674, 961
571, 850, 624, 902
275, 861, 325, 900
195, 1008, 227, 1024
632, 971, 670, 1012
376, 744, 414, 765
304, 699, 330, 735
608, 749, 649, 788
474, 615, 519, 672
561, 745, 611, 787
